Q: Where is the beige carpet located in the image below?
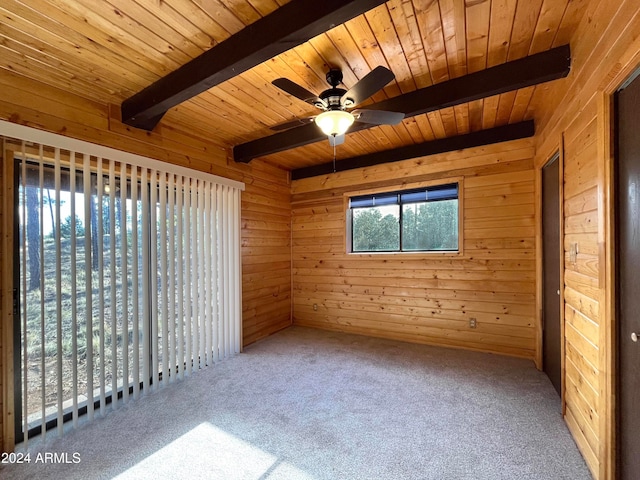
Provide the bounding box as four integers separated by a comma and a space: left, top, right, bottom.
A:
1, 326, 591, 479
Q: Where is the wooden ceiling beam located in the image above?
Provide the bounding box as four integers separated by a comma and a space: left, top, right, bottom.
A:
233, 45, 570, 163
290, 121, 535, 180
120, 0, 388, 131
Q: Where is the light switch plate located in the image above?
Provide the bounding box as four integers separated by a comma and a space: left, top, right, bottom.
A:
569, 242, 579, 264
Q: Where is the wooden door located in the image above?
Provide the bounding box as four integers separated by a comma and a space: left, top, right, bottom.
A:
616, 71, 640, 479
542, 155, 562, 397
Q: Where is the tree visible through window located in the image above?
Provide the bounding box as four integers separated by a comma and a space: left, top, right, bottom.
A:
350, 183, 459, 253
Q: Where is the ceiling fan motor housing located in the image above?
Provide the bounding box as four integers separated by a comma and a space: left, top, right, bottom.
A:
317, 68, 355, 110
318, 88, 349, 110
326, 68, 343, 87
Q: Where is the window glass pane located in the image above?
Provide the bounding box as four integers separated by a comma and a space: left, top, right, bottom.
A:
18, 161, 89, 430
18, 159, 139, 432
352, 206, 400, 251
401, 199, 458, 251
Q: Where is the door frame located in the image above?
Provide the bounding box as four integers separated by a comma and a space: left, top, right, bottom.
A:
611, 65, 640, 480
1, 147, 17, 453
598, 89, 616, 480
596, 62, 640, 480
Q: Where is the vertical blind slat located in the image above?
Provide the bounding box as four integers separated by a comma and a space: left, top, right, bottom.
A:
228, 186, 235, 355
184, 179, 192, 376
69, 152, 79, 427
223, 186, 231, 358
191, 179, 199, 372
233, 188, 241, 353
121, 161, 129, 404
97, 158, 106, 416
132, 166, 140, 400
54, 148, 63, 434
83, 153, 94, 422
141, 168, 150, 393
228, 185, 234, 357
150, 170, 158, 390
217, 185, 224, 359
159, 172, 168, 385
109, 160, 117, 409
176, 176, 184, 380
198, 180, 206, 368
204, 182, 212, 365
208, 185, 220, 361
228, 186, 234, 356
37, 146, 45, 440
168, 174, 176, 381
216, 186, 223, 360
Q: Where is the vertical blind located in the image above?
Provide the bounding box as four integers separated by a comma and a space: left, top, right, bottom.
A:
3, 121, 244, 446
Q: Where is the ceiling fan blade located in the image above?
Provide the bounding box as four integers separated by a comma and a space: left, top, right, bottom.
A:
272, 78, 325, 106
328, 134, 345, 147
270, 117, 315, 131
341, 66, 395, 106
352, 109, 405, 125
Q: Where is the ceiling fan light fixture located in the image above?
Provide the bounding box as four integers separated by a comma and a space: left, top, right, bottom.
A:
315, 110, 355, 136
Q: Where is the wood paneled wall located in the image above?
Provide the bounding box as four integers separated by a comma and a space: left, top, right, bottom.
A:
240, 160, 292, 345
291, 138, 537, 359
531, 0, 640, 478
0, 72, 292, 452
561, 96, 601, 475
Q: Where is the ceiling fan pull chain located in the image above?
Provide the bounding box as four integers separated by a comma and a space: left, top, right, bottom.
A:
333, 140, 337, 173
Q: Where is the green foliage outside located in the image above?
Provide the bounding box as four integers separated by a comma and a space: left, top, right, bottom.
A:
352, 207, 399, 251
402, 199, 458, 251
59, 214, 85, 239
352, 199, 458, 252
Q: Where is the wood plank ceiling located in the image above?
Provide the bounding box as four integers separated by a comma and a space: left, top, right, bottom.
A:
0, 0, 587, 171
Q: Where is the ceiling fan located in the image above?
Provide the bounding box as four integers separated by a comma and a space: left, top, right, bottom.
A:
271, 66, 405, 146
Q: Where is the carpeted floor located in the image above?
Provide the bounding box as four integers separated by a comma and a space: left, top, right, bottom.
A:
1, 326, 591, 479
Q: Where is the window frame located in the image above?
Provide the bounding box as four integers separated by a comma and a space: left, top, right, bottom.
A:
344, 178, 464, 256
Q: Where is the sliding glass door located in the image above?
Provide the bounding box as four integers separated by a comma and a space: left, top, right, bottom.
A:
10, 137, 242, 445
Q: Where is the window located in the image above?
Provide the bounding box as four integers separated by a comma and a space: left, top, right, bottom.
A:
349, 183, 459, 253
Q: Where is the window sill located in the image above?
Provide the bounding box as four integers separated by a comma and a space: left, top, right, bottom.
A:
347, 250, 463, 258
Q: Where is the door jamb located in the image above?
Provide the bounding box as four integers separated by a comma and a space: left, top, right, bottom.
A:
603, 64, 640, 480
558, 144, 566, 416
1, 145, 16, 453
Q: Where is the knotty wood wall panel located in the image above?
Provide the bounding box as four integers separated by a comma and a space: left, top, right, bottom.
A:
531, 1, 640, 477
0, 146, 16, 454
559, 98, 601, 474
291, 139, 536, 359
0, 74, 292, 452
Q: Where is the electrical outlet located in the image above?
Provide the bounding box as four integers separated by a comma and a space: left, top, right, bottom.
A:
469, 318, 477, 329
313, 303, 318, 311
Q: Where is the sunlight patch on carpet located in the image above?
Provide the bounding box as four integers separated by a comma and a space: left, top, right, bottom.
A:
113, 422, 315, 480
